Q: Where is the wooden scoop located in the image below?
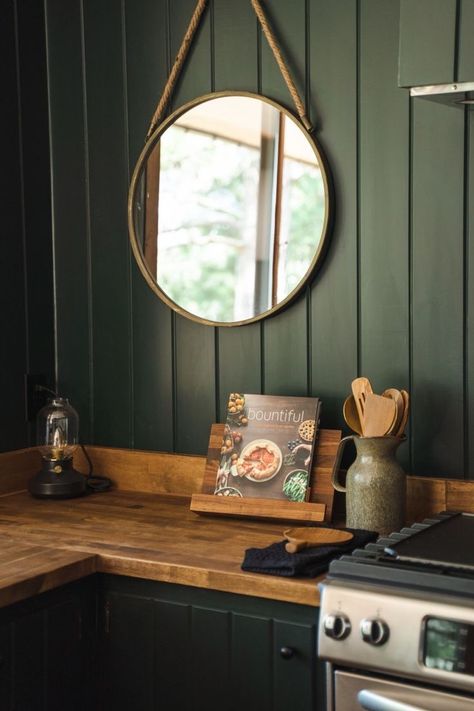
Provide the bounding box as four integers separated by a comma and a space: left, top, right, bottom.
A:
343, 395, 363, 435
396, 389, 410, 437
284, 527, 354, 553
382, 388, 405, 435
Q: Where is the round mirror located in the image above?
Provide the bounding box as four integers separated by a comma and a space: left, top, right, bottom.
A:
128, 92, 332, 326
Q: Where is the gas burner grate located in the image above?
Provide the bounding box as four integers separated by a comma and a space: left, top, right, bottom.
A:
327, 511, 474, 599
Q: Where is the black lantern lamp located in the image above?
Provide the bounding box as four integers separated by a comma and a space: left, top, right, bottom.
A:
29, 397, 86, 499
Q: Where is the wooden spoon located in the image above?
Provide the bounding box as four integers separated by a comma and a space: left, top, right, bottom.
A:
284, 527, 354, 553
396, 389, 410, 437
351, 377, 373, 430
382, 388, 405, 435
343, 395, 363, 435
362, 392, 397, 437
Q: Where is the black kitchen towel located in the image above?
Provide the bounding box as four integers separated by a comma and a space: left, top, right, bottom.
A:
241, 528, 378, 577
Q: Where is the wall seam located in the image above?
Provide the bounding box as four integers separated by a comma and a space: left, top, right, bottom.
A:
121, 0, 134, 448
79, 0, 94, 442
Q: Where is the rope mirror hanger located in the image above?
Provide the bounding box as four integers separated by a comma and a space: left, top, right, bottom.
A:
146, 0, 313, 140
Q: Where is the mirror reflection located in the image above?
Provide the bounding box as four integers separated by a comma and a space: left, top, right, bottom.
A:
129, 93, 331, 325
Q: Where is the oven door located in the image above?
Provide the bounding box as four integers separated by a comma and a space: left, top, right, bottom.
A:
333, 670, 474, 711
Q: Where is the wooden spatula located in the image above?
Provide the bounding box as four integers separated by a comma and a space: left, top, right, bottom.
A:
284, 527, 354, 553
351, 377, 373, 428
362, 392, 397, 437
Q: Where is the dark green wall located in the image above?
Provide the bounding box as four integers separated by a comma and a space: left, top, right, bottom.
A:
1, 0, 54, 452
7, 0, 474, 480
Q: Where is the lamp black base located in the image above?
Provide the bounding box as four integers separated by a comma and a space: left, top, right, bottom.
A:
29, 458, 87, 499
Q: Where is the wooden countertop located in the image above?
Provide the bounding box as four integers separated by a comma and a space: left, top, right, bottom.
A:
0, 489, 323, 609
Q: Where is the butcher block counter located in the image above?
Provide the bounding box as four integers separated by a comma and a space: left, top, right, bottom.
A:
0, 488, 322, 608
1, 441, 471, 613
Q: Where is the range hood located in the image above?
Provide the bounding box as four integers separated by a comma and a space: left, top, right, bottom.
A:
410, 81, 474, 107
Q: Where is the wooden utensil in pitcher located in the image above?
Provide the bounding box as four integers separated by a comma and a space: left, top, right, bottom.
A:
382, 388, 405, 435
351, 377, 373, 430
362, 393, 397, 437
343, 395, 363, 435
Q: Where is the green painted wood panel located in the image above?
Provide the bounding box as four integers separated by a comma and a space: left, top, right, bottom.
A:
37, 0, 474, 479
12, 610, 44, 710
274, 620, 317, 711
231, 614, 273, 711
83, 0, 133, 447
45, 0, 92, 441
154, 600, 191, 711
99, 592, 155, 710
468, 111, 474, 478
125, 0, 174, 451
213, 0, 259, 91
359, 0, 410, 466
308, 0, 358, 428
191, 607, 230, 710
1, 0, 28, 452
260, 0, 310, 397
16, 0, 55, 442
458, 0, 474, 82
398, 0, 458, 87
411, 100, 464, 477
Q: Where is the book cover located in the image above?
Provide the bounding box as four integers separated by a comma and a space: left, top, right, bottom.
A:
214, 393, 321, 502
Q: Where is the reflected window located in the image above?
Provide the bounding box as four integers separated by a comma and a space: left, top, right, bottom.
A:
143, 97, 325, 323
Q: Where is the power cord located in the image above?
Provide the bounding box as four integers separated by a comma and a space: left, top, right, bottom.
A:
79, 444, 112, 493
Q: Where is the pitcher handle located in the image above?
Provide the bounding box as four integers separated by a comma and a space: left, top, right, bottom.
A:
331, 435, 355, 492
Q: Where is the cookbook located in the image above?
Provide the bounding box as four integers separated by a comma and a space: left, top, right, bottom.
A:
214, 393, 321, 502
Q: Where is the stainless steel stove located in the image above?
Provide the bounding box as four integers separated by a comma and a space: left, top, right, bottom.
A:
318, 512, 474, 710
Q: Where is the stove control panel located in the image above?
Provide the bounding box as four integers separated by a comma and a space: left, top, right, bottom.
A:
323, 613, 351, 640
360, 617, 389, 646
318, 580, 474, 693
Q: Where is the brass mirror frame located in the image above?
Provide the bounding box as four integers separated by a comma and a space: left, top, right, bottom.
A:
128, 91, 333, 327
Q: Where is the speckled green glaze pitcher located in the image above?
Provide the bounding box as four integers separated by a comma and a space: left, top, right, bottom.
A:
331, 435, 406, 536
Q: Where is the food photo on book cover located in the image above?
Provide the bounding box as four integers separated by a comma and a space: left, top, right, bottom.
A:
214, 393, 321, 502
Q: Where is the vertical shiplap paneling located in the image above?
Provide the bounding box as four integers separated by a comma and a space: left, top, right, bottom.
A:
213, 0, 258, 91
260, 0, 310, 397
468, 109, 474, 478
458, 0, 474, 82
359, 0, 410, 465
213, 0, 262, 418
398, 0, 458, 87
16, 0, 55, 446
83, 0, 132, 447
0, 0, 28, 451
308, 0, 358, 428
45, 0, 92, 440
170, 0, 217, 453
125, 0, 174, 451
411, 99, 465, 477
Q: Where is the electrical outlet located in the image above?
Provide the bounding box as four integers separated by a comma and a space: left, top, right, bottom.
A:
25, 374, 49, 422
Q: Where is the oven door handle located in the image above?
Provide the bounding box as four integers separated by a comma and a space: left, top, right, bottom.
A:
357, 689, 425, 711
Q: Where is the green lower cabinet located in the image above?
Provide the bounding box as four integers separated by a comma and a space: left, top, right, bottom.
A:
0, 576, 96, 711
97, 575, 324, 711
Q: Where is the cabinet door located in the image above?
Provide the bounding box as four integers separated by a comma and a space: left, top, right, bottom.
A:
398, 0, 458, 87
0, 577, 96, 711
98, 576, 323, 711
98, 592, 155, 711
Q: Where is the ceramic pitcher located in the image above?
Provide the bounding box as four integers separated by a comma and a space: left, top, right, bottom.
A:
332, 435, 406, 535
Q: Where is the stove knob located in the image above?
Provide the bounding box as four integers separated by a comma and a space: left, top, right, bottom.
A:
360, 618, 389, 646
323, 613, 351, 640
